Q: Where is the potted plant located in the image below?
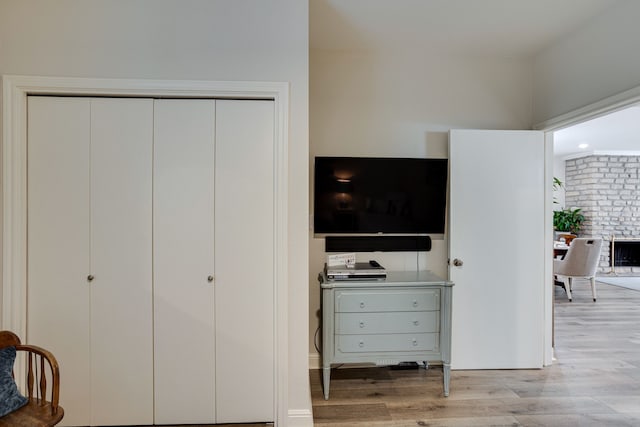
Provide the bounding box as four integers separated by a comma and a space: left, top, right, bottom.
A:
553, 208, 585, 235
552, 177, 585, 236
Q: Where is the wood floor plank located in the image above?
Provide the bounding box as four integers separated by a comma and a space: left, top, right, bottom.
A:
515, 413, 640, 427
385, 396, 615, 420
595, 395, 640, 413
314, 415, 521, 427
312, 403, 392, 423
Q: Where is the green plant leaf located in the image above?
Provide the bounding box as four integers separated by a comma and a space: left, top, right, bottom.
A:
553, 208, 585, 234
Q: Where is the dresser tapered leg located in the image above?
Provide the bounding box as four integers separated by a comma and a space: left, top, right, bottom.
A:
323, 366, 331, 400
443, 363, 451, 397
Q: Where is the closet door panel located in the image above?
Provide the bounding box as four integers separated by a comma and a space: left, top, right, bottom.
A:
153, 99, 216, 424
89, 98, 154, 425
215, 100, 275, 423
27, 96, 92, 427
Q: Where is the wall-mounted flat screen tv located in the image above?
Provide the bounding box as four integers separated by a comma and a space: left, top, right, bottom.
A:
314, 157, 448, 235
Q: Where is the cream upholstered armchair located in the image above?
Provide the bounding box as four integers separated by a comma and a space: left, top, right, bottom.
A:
553, 238, 603, 302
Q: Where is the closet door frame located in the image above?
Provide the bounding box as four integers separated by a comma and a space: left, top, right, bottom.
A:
1, 75, 289, 426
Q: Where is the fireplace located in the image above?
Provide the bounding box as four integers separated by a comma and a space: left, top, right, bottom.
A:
611, 240, 640, 267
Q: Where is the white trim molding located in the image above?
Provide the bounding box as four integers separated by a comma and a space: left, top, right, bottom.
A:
309, 353, 321, 370
562, 150, 640, 161
1, 75, 290, 426
534, 84, 640, 132
287, 409, 314, 427
536, 82, 640, 369
543, 132, 555, 367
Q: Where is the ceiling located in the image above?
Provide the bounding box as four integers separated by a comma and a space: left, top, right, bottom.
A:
310, 0, 620, 57
311, 0, 637, 157
554, 106, 640, 158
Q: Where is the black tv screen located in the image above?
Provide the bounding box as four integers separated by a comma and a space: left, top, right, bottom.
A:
313, 157, 448, 234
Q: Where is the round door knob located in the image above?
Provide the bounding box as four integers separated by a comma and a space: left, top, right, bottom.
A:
87, 275, 94, 282
453, 258, 464, 267
207, 275, 214, 282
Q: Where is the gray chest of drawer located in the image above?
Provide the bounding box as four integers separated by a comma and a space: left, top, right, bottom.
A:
320, 270, 453, 400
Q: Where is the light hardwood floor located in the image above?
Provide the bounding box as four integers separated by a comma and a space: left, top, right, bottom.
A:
310, 280, 640, 426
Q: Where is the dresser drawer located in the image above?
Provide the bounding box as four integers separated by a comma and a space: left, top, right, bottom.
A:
336, 333, 439, 353
335, 311, 439, 334
335, 289, 440, 312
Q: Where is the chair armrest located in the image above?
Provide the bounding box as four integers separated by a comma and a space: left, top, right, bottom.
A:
14, 344, 61, 416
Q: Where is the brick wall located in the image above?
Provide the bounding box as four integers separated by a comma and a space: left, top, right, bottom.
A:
564, 155, 640, 273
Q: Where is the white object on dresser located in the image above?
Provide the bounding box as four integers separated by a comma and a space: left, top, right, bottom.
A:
319, 270, 453, 400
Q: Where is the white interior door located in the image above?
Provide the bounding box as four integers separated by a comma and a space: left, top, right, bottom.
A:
89, 98, 154, 425
27, 96, 92, 426
153, 99, 216, 424
215, 100, 275, 423
449, 129, 545, 369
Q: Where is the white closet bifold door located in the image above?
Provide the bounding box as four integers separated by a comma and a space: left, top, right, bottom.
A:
89, 98, 154, 425
28, 96, 92, 426
27, 97, 154, 426
214, 100, 275, 423
153, 99, 275, 424
27, 96, 275, 426
153, 99, 216, 424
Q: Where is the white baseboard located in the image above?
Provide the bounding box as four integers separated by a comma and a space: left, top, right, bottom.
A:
309, 353, 321, 370
288, 408, 314, 427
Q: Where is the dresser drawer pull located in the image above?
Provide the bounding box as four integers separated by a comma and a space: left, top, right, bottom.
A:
412, 338, 418, 346
359, 340, 365, 348
359, 321, 365, 328
360, 302, 365, 308
413, 320, 419, 326
412, 300, 418, 308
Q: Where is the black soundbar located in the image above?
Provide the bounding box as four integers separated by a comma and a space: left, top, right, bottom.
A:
325, 236, 432, 252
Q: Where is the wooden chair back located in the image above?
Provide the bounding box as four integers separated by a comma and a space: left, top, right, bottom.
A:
0, 331, 64, 427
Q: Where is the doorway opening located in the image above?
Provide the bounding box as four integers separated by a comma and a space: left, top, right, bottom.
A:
542, 96, 640, 362
552, 104, 640, 277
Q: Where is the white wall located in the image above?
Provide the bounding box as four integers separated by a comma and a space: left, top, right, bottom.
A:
533, 0, 640, 124
309, 48, 534, 362
0, 0, 311, 424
